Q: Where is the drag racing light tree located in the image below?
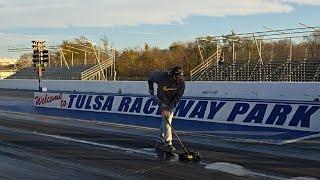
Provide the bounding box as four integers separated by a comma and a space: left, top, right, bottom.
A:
40, 49, 49, 71
32, 49, 40, 71
32, 40, 46, 92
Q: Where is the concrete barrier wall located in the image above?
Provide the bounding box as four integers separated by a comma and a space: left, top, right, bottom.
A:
1, 79, 319, 101
33, 92, 320, 144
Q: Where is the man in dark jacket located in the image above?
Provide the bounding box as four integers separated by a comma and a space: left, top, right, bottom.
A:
148, 66, 185, 152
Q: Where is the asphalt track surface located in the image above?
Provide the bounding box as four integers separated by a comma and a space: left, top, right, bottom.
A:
0, 89, 319, 180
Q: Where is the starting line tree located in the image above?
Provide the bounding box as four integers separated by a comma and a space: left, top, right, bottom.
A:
32, 40, 49, 91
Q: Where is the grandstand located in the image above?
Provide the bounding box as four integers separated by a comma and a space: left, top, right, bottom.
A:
5, 60, 115, 80
191, 26, 320, 82
5, 42, 116, 81
6, 65, 90, 80
191, 57, 320, 82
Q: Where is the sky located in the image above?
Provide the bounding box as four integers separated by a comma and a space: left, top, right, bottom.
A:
0, 0, 320, 58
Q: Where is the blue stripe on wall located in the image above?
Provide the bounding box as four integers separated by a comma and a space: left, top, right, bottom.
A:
34, 106, 317, 142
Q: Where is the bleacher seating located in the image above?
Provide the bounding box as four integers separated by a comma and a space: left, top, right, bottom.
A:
191, 59, 320, 82
6, 65, 93, 80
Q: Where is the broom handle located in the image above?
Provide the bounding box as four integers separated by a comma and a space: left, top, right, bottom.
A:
164, 116, 189, 153
153, 96, 189, 153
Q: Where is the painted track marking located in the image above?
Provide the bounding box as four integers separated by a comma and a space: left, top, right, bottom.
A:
34, 131, 309, 180
33, 132, 157, 156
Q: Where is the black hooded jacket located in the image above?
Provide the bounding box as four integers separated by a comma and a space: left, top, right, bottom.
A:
148, 70, 185, 107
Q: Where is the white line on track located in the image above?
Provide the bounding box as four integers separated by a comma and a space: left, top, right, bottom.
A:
33, 132, 157, 157
279, 133, 320, 145
33, 131, 314, 180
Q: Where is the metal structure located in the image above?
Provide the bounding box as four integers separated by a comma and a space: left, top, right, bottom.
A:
81, 48, 116, 81
6, 40, 117, 81
191, 24, 320, 82
31, 40, 48, 91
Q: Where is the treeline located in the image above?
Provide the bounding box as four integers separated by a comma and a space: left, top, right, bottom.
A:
115, 42, 201, 77
46, 37, 202, 77
17, 32, 320, 78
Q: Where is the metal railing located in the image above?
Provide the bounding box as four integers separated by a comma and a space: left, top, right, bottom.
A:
190, 51, 220, 80
0, 60, 32, 79
81, 58, 114, 80
14, 60, 32, 71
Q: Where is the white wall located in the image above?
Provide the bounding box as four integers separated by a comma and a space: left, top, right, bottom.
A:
1, 79, 319, 101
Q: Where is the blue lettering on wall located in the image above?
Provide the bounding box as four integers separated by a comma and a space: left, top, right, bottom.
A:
289, 105, 320, 128
68, 94, 77, 108
93, 96, 104, 110
265, 104, 292, 125
129, 97, 143, 113
156, 106, 161, 115
118, 97, 132, 112
207, 101, 226, 119
227, 103, 250, 121
143, 98, 158, 114
62, 94, 320, 132
101, 96, 114, 111
243, 104, 268, 123
174, 100, 195, 117
84, 95, 92, 110
75, 95, 87, 109
189, 101, 208, 118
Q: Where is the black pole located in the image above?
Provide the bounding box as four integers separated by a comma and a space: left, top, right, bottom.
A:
38, 50, 41, 92
38, 70, 41, 92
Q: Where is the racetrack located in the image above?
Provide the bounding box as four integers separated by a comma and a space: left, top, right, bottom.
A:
0, 89, 319, 180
